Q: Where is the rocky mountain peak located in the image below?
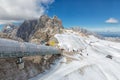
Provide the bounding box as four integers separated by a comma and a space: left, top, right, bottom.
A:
39, 15, 50, 22
16, 15, 64, 42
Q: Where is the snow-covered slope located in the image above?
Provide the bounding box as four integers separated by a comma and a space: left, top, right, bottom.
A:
55, 33, 87, 52
30, 30, 120, 80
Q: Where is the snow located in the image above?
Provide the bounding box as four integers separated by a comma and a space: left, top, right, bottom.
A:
55, 33, 87, 52
6, 26, 11, 29
29, 30, 120, 80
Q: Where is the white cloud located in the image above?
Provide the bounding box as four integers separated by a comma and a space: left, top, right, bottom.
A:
0, 0, 54, 24
105, 18, 119, 24
0, 20, 23, 24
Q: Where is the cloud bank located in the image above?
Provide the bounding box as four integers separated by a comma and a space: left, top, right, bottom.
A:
105, 18, 119, 24
0, 0, 54, 24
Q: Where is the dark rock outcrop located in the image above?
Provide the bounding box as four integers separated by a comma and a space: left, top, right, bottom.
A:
106, 55, 113, 59
16, 19, 38, 41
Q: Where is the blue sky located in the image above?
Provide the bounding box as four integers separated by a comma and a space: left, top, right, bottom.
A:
47, 0, 120, 32
0, 0, 120, 32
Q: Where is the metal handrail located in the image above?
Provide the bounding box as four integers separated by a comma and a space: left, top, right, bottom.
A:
0, 38, 61, 58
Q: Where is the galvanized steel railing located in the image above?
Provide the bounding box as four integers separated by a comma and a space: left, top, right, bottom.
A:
0, 38, 61, 58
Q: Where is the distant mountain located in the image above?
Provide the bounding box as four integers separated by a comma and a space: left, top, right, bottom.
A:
96, 31, 120, 37
2, 23, 19, 33
0, 23, 23, 41
0, 22, 22, 32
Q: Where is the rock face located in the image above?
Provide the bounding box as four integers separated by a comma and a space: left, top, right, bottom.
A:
16, 20, 38, 41
16, 15, 64, 42
0, 55, 61, 80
